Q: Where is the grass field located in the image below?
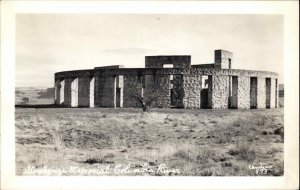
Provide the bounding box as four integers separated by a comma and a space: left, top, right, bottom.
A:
15, 107, 284, 176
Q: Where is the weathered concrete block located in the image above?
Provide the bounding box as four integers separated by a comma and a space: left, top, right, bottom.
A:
54, 78, 64, 105
154, 75, 171, 108
257, 77, 266, 108
250, 77, 258, 108
266, 78, 271, 108
63, 78, 72, 107
71, 77, 79, 107
231, 76, 238, 108
116, 75, 124, 107
90, 77, 95, 107
270, 78, 276, 108
214, 50, 233, 69
63, 77, 78, 107
172, 75, 184, 108
211, 75, 229, 109
237, 76, 250, 109
207, 75, 213, 108
145, 56, 191, 69
183, 75, 201, 109
78, 76, 91, 107
96, 75, 116, 107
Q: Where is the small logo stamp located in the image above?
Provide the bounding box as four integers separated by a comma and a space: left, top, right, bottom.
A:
248, 163, 272, 175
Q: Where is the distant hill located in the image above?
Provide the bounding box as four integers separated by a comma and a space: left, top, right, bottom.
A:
37, 88, 55, 99
15, 87, 54, 105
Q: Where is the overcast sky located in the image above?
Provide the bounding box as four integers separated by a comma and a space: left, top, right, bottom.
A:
16, 14, 283, 87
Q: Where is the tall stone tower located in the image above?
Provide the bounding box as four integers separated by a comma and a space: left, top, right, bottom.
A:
214, 49, 233, 69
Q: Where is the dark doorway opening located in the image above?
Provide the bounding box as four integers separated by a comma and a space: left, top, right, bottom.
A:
201, 89, 208, 108
200, 75, 210, 109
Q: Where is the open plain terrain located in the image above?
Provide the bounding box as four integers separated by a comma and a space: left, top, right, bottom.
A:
15, 107, 284, 176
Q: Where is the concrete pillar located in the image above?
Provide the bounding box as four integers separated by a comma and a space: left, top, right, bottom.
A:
182, 75, 201, 109
172, 75, 184, 108
211, 75, 229, 109
96, 75, 116, 107
64, 78, 72, 107
90, 77, 95, 108
155, 75, 170, 108
71, 77, 79, 107
78, 75, 91, 107
270, 78, 276, 108
257, 77, 266, 108
116, 75, 124, 107
250, 77, 258, 108
266, 78, 271, 108
94, 75, 101, 107
237, 76, 250, 109
275, 78, 279, 108
231, 76, 238, 108
54, 78, 64, 105
64, 77, 78, 107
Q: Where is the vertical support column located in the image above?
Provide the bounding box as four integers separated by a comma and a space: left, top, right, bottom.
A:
211, 75, 229, 109
90, 77, 95, 108
78, 75, 90, 107
155, 74, 171, 108
97, 75, 116, 107
207, 75, 213, 108
54, 78, 62, 105
237, 76, 250, 109
64, 77, 72, 107
250, 77, 258, 108
266, 78, 271, 108
71, 77, 78, 107
116, 75, 124, 107
59, 80, 65, 105
275, 78, 278, 108
94, 75, 101, 107
182, 75, 201, 109
270, 78, 276, 108
231, 76, 238, 108
257, 77, 266, 108
64, 77, 78, 107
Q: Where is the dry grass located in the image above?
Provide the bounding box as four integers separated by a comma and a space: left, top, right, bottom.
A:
15, 107, 284, 176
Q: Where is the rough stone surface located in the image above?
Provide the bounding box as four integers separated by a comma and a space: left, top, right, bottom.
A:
63, 78, 72, 107
183, 75, 201, 109
153, 75, 170, 108
172, 75, 184, 108
145, 56, 191, 69
211, 75, 229, 109
250, 77, 258, 108
266, 78, 271, 108
257, 77, 266, 108
270, 78, 276, 108
54, 51, 279, 109
95, 75, 116, 107
90, 77, 95, 107
231, 76, 238, 108
237, 76, 250, 109
78, 76, 91, 107
214, 50, 233, 69
116, 75, 124, 107
71, 77, 79, 107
